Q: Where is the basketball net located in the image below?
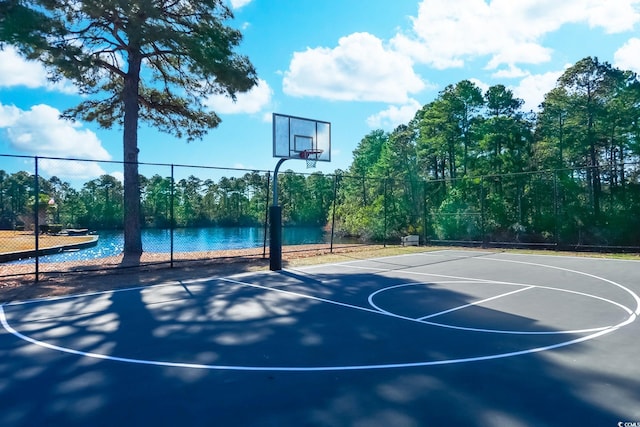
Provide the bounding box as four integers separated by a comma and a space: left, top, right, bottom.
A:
301, 150, 322, 169
306, 156, 317, 169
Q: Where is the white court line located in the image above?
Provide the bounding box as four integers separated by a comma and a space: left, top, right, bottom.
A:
1, 253, 638, 372
499, 250, 640, 263
2, 275, 216, 307
330, 261, 523, 287
0, 300, 633, 372
313, 257, 635, 334
3, 283, 159, 307
417, 286, 535, 320
218, 278, 384, 316
483, 257, 640, 316
327, 261, 637, 316
226, 277, 614, 335
365, 281, 617, 335
221, 277, 518, 330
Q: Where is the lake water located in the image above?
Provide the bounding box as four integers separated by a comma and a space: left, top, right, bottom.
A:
14, 226, 333, 264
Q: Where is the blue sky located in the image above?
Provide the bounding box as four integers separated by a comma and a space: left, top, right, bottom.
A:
2, 0, 640, 182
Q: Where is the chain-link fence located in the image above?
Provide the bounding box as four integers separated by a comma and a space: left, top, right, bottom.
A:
1, 154, 639, 282
331, 166, 640, 251
0, 155, 360, 281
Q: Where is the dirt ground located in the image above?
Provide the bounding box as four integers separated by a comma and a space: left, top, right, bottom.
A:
0, 244, 399, 303
3, 244, 637, 304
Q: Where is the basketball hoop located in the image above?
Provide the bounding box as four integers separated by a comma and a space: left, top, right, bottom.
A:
300, 149, 323, 168
271, 113, 331, 271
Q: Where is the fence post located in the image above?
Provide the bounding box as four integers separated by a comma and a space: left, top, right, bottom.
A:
553, 170, 559, 250
422, 180, 428, 246
263, 172, 270, 259
362, 175, 367, 206
269, 159, 288, 271
480, 176, 487, 248
34, 156, 39, 282
383, 177, 388, 248
330, 173, 339, 253
170, 164, 174, 268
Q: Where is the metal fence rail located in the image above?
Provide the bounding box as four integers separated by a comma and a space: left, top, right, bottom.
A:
1, 154, 639, 282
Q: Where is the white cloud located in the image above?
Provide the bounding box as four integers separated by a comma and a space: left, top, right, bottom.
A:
469, 78, 490, 95
0, 103, 22, 127
0, 46, 76, 94
0, 46, 47, 88
393, 0, 640, 70
260, 112, 272, 123
491, 65, 530, 79
5, 104, 110, 159
468, 71, 562, 112
204, 78, 272, 114
614, 38, 640, 73
511, 70, 564, 112
470, 69, 568, 111
585, 0, 640, 33
229, 0, 252, 9
283, 32, 426, 104
110, 171, 124, 183
38, 158, 108, 179
485, 43, 552, 70
0, 103, 111, 178
367, 99, 422, 129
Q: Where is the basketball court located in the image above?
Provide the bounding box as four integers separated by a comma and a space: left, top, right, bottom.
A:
1, 249, 639, 426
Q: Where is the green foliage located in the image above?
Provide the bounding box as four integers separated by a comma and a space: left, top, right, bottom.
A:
432, 187, 481, 240
1, 56, 639, 249
1, 0, 258, 255
330, 56, 640, 247
0, 168, 320, 230
2, 0, 257, 136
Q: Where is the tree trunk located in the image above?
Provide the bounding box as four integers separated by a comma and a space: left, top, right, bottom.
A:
448, 139, 456, 179
589, 142, 601, 221
122, 53, 143, 256
619, 141, 626, 195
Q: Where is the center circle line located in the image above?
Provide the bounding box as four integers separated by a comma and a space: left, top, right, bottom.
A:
1, 256, 638, 371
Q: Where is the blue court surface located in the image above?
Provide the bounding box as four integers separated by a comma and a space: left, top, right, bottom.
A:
1, 250, 639, 426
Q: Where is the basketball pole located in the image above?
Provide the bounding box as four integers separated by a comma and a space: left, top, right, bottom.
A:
270, 158, 287, 270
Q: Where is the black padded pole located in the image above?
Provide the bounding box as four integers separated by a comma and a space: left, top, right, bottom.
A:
270, 158, 287, 271
269, 205, 282, 270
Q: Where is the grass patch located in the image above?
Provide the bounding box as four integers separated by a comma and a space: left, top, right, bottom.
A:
286, 245, 444, 267
285, 244, 640, 268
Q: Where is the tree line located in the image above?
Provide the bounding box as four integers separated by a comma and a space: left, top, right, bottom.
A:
1, 56, 639, 248
0, 168, 335, 231
336, 57, 640, 247
6, 2, 638, 254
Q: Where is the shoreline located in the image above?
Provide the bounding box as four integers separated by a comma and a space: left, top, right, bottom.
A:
0, 235, 99, 262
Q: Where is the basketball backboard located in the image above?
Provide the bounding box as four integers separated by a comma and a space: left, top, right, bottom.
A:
273, 113, 331, 162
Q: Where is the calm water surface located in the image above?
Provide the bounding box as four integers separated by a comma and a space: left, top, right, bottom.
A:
13, 226, 330, 263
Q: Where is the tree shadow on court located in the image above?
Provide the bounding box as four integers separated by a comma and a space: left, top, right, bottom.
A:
1, 265, 638, 427
0, 255, 270, 303
0, 291, 145, 426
